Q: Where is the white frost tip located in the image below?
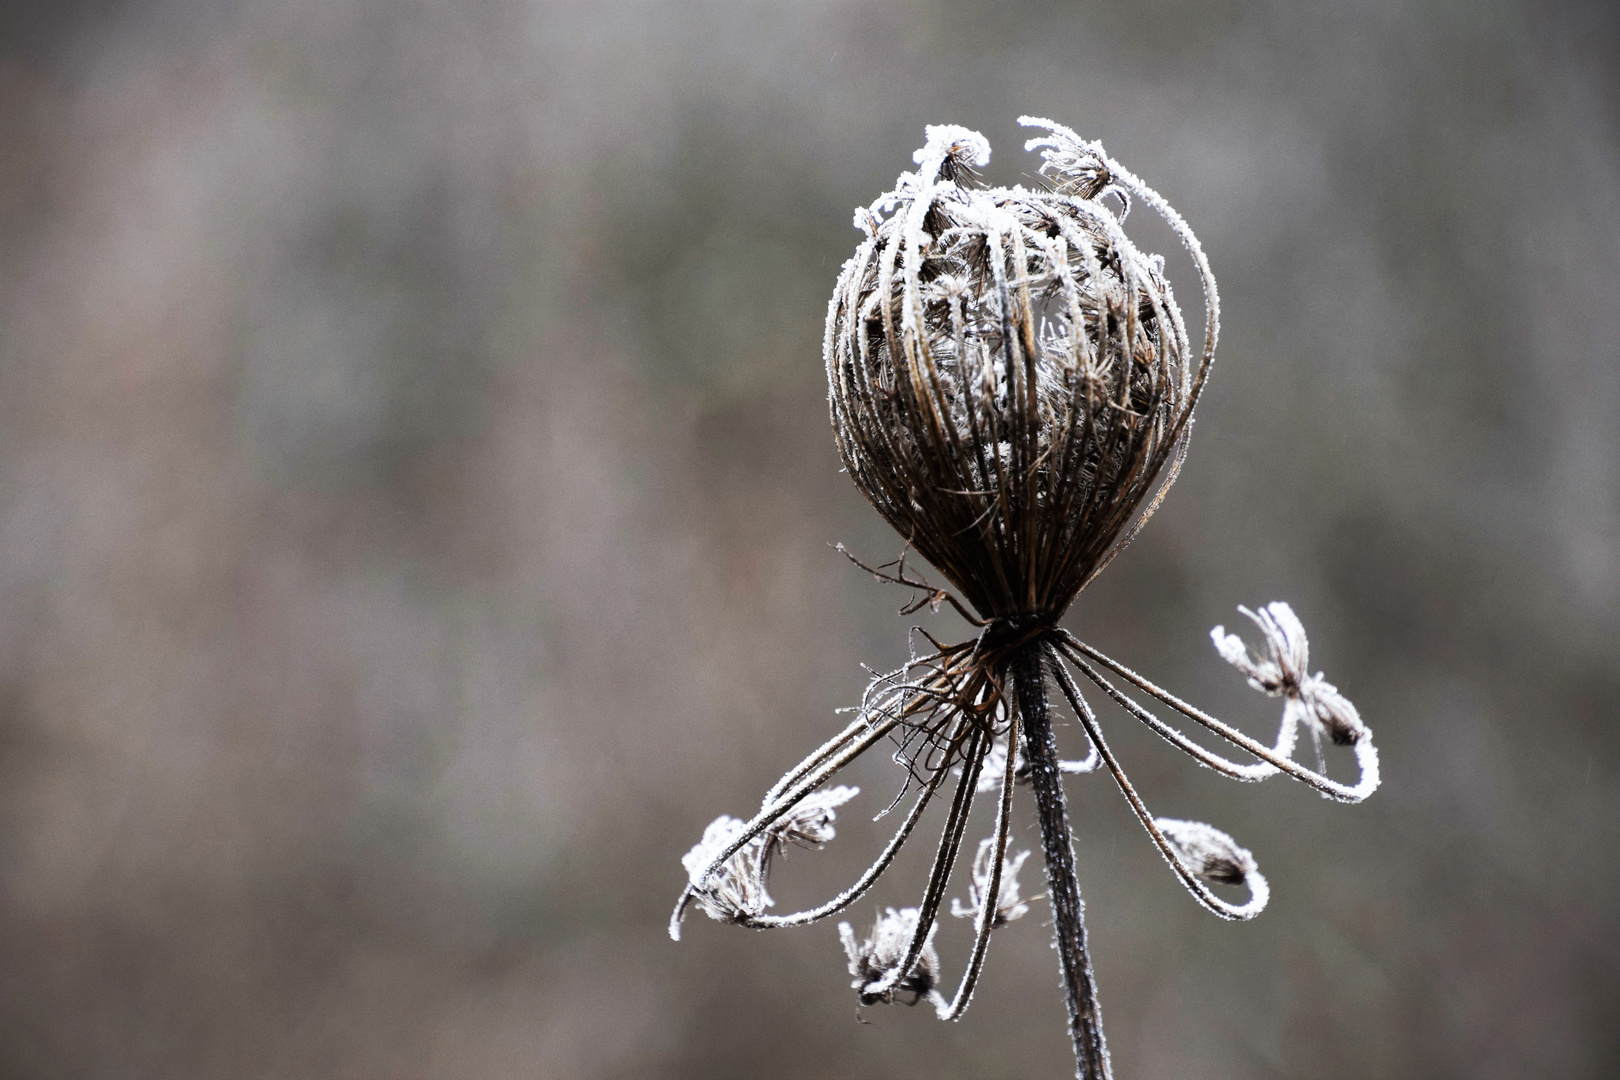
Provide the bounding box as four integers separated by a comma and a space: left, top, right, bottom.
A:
911, 124, 990, 183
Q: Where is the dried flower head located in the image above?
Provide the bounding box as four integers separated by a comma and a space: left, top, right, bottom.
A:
765, 783, 860, 855
1214, 602, 1378, 790
840, 907, 946, 1008
679, 816, 771, 924
951, 837, 1032, 927
674, 120, 1381, 1080
674, 785, 860, 931
828, 120, 1205, 624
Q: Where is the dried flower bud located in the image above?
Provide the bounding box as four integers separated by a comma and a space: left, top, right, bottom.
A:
1155, 818, 1259, 888
950, 837, 1032, 927
838, 907, 945, 1008
826, 119, 1209, 622
1300, 682, 1366, 746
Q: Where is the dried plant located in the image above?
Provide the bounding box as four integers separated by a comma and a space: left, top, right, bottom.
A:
671, 119, 1381, 1079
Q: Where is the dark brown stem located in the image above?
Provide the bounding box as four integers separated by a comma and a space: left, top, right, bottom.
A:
1013, 642, 1111, 1080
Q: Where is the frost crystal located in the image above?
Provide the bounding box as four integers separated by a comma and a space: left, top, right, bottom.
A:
839, 907, 945, 1008
950, 837, 1032, 927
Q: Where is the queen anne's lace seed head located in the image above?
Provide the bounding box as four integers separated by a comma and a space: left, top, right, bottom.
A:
826, 120, 1211, 622
674, 119, 1379, 1080
839, 907, 945, 1008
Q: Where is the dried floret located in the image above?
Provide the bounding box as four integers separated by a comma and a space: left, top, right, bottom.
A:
950, 837, 1032, 928
839, 907, 945, 1008
766, 784, 859, 854
1212, 602, 1378, 798
680, 816, 770, 925
1153, 818, 1269, 919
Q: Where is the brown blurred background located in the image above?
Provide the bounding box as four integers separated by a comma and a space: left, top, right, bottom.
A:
0, 1, 1615, 1077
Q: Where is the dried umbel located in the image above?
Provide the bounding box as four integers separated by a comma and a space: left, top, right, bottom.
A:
828, 120, 1205, 623
673, 120, 1380, 1080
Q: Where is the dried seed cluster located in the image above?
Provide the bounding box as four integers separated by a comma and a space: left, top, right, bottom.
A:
827, 120, 1215, 622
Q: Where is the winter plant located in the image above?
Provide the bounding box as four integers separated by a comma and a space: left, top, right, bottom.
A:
671, 118, 1380, 1079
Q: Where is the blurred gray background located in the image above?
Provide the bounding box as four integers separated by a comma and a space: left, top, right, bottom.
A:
0, 1, 1615, 1077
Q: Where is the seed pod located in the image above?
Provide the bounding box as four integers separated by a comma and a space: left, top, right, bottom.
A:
826, 120, 1217, 622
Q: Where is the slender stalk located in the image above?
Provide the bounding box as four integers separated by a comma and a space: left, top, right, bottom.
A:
1013, 643, 1111, 1080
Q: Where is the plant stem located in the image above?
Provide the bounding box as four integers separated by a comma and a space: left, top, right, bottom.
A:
1014, 644, 1111, 1080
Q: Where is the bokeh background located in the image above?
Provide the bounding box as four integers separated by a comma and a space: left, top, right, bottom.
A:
0, 1, 1616, 1077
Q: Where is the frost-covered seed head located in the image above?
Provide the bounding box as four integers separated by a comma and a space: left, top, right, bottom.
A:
839, 907, 944, 1007
765, 785, 858, 853
826, 120, 1213, 622
681, 816, 771, 924
1295, 681, 1366, 747
677, 786, 861, 931
1213, 601, 1369, 748
1211, 602, 1310, 695
670, 118, 1379, 1080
